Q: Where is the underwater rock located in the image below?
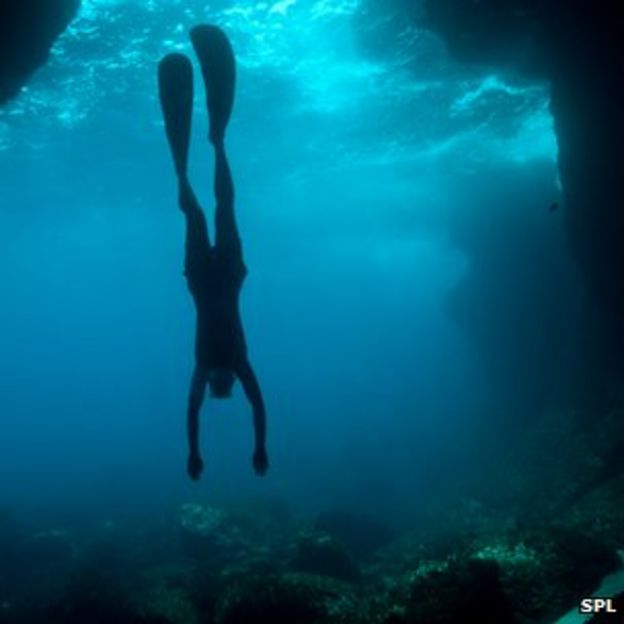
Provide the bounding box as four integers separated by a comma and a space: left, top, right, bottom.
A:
457, 406, 608, 523
178, 501, 294, 585
43, 595, 172, 624
468, 526, 621, 623
131, 564, 199, 624
215, 572, 362, 624
444, 165, 579, 415
367, 523, 620, 624
0, 0, 80, 105
314, 509, 395, 560
41, 558, 186, 624
177, 503, 229, 560
134, 587, 197, 624
360, 0, 624, 387
564, 470, 624, 550
179, 503, 227, 537
422, 0, 551, 76
423, 498, 518, 550
292, 530, 361, 584
3, 530, 76, 618
222, 498, 299, 566
425, 0, 624, 385
405, 557, 515, 624
218, 546, 286, 585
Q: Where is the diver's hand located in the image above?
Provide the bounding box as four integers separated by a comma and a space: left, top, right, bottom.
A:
187, 453, 204, 481
253, 447, 269, 476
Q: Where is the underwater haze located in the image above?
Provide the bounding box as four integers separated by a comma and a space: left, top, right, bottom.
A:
0, 0, 568, 521
8, 2, 624, 623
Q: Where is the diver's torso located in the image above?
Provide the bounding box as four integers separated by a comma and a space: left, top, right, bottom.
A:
187, 251, 248, 369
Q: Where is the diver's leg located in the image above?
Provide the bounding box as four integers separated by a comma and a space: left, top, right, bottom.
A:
213, 141, 241, 252
187, 367, 208, 480
190, 24, 240, 254
179, 178, 211, 281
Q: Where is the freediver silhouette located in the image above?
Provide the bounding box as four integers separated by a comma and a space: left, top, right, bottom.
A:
158, 25, 268, 481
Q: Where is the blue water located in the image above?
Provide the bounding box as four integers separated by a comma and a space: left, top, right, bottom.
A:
0, 0, 565, 524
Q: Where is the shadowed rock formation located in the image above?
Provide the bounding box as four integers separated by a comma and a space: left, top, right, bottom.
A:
0, 0, 80, 105
424, 0, 624, 394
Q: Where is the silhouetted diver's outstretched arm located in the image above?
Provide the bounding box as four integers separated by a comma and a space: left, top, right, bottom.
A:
236, 359, 269, 475
186, 367, 207, 480
178, 179, 210, 481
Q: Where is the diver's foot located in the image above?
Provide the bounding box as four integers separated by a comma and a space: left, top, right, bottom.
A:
190, 24, 235, 144
252, 448, 269, 476
187, 453, 204, 481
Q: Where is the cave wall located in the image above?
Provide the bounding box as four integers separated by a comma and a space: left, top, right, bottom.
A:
547, 8, 624, 389
0, 0, 80, 106
423, 0, 624, 392
445, 163, 579, 417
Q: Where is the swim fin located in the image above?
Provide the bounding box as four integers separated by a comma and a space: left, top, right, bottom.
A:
190, 24, 236, 143
158, 53, 193, 178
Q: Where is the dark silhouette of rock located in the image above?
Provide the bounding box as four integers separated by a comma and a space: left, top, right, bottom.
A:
390, 524, 619, 624
466, 525, 621, 623
407, 558, 516, 624
424, 0, 624, 392
0, 0, 80, 105
445, 165, 578, 415
215, 572, 361, 624
358, 0, 624, 399
562, 467, 624, 549
43, 596, 172, 624
292, 531, 361, 583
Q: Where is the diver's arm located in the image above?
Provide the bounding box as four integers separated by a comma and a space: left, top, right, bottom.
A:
236, 359, 269, 475
187, 407, 201, 460
186, 368, 206, 481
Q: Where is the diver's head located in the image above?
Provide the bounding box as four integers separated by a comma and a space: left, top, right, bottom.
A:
208, 368, 235, 399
